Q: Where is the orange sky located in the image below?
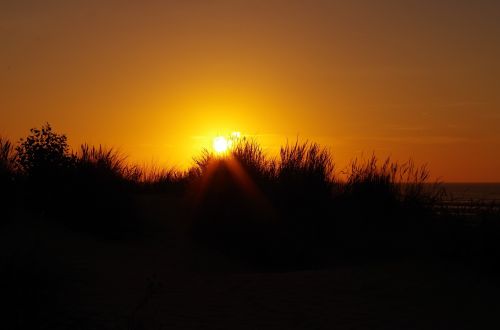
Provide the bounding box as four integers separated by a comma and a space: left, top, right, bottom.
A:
1, 1, 499, 181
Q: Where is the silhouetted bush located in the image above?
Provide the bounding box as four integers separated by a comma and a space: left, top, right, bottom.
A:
12, 124, 141, 236
13, 124, 75, 215
15, 123, 75, 178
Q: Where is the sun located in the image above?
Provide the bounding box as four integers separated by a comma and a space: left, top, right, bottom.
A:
213, 136, 229, 153
212, 132, 242, 154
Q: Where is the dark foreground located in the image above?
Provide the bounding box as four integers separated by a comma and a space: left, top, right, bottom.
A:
2, 195, 499, 330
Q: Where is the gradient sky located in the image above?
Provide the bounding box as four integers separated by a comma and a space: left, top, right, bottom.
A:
1, 0, 499, 181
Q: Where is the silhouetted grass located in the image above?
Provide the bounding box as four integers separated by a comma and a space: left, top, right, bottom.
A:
190, 140, 331, 267
0, 137, 16, 220
188, 143, 446, 267
8, 124, 143, 235
232, 137, 275, 180
342, 156, 442, 224
188, 139, 278, 265
59, 144, 142, 235
278, 140, 334, 183
134, 164, 187, 194
331, 156, 444, 257
0, 137, 15, 175
6, 123, 500, 270
78, 144, 137, 180
269, 141, 335, 266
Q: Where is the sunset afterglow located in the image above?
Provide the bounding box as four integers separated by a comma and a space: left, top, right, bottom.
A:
1, 2, 500, 327
1, 1, 499, 181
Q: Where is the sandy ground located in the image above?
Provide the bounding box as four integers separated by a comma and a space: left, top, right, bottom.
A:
1, 195, 500, 329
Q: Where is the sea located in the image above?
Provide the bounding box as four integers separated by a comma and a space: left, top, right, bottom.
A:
437, 183, 500, 216
441, 183, 500, 202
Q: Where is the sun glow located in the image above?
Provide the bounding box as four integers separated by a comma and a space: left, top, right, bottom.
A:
212, 132, 242, 154
213, 136, 229, 153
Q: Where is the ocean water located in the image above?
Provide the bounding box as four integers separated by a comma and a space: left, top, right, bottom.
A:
441, 183, 500, 202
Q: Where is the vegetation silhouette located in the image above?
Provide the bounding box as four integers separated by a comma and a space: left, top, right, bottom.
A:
0, 137, 16, 221
14, 123, 76, 216
2, 123, 500, 329
65, 144, 141, 235
15, 123, 74, 177
1, 123, 499, 269
7, 124, 139, 235
187, 138, 444, 267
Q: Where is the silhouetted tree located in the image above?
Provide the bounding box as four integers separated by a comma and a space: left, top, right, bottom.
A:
15, 123, 74, 177
14, 123, 76, 215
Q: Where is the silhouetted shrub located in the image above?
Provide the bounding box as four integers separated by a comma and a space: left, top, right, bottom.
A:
12, 125, 141, 235
14, 124, 75, 214
15, 123, 75, 178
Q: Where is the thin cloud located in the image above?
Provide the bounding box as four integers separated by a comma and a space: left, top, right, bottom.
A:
344, 135, 473, 145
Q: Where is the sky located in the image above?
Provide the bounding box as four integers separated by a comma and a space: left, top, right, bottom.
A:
1, 0, 499, 181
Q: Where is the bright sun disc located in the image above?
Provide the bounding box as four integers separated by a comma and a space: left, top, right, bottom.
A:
213, 136, 229, 153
